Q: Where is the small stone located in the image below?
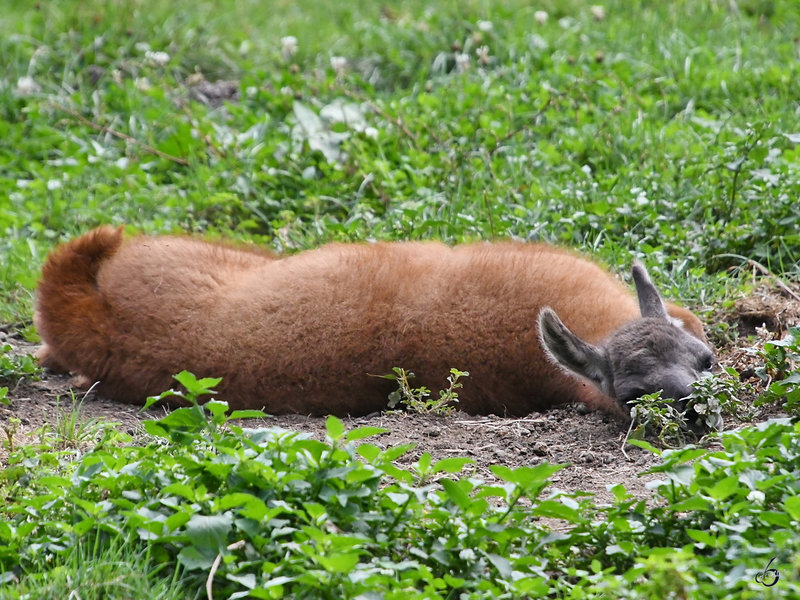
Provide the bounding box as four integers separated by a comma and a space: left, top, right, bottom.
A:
531, 441, 548, 456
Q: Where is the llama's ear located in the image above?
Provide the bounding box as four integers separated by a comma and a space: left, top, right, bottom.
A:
632, 261, 668, 319
538, 308, 614, 396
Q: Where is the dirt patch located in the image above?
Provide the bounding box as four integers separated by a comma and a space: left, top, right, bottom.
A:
2, 284, 798, 505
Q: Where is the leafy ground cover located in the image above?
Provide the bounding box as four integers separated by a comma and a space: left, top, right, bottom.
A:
2, 0, 800, 597
2, 374, 800, 599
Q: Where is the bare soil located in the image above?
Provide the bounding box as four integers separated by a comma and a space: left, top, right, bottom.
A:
2, 282, 799, 506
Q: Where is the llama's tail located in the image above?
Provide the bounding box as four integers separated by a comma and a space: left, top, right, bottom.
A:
34, 225, 125, 374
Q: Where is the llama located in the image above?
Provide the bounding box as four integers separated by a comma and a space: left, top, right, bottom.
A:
34, 226, 713, 417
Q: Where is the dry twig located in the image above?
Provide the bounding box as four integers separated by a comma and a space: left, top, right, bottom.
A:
718, 253, 800, 303
207, 540, 246, 600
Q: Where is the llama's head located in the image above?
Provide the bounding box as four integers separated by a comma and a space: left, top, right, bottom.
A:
538, 262, 714, 411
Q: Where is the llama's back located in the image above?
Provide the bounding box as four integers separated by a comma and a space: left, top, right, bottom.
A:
211, 241, 646, 415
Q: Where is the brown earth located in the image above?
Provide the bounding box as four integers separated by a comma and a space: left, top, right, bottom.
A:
2, 281, 798, 506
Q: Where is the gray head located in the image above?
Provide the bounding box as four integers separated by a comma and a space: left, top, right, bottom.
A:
538, 262, 714, 408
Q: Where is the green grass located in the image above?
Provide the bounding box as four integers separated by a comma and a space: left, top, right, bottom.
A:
2, 0, 800, 597
2, 0, 799, 324
1, 536, 192, 600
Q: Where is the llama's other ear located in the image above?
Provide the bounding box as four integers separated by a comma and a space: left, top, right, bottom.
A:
538, 307, 614, 396
632, 261, 668, 319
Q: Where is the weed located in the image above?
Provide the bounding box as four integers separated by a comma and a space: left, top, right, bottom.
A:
627, 391, 692, 448
384, 367, 469, 415
626, 368, 755, 448
0, 345, 40, 388
755, 326, 800, 414
1, 417, 20, 453
687, 367, 756, 424
39, 393, 116, 452
0, 534, 192, 600
3, 373, 800, 598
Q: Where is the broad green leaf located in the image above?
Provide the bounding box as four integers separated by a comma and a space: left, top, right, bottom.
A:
646, 448, 707, 472
345, 466, 379, 485
227, 573, 256, 590
490, 463, 565, 489
356, 443, 381, 461
668, 497, 712, 512
295, 439, 329, 462
441, 478, 471, 511
228, 409, 269, 419
184, 512, 233, 551
318, 552, 360, 573
325, 415, 345, 441
345, 426, 388, 442
706, 476, 741, 501
73, 517, 96, 535
432, 457, 474, 474
687, 529, 718, 547
177, 545, 218, 570
625, 439, 661, 455
531, 500, 580, 523
514, 577, 551, 595
37, 475, 71, 491
165, 511, 192, 532
219, 493, 269, 519
609, 483, 630, 502
150, 406, 205, 429
784, 495, 800, 520
474, 485, 511, 501
486, 553, 512, 578
204, 399, 229, 419
380, 443, 417, 462
759, 511, 792, 528
417, 452, 432, 474
162, 483, 198, 501
174, 370, 222, 395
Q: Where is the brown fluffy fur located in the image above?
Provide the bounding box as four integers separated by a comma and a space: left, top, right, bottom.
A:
34, 226, 707, 416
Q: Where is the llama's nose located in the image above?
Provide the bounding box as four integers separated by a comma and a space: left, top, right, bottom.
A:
667, 374, 697, 404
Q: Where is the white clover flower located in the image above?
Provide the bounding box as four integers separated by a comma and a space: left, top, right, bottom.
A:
534, 10, 548, 25
581, 164, 592, 176
134, 77, 152, 91
591, 5, 606, 20
281, 35, 298, 60
364, 126, 378, 139
454, 52, 470, 72
477, 20, 493, 32
330, 56, 347, 74
459, 548, 477, 561
145, 50, 170, 66
46, 179, 62, 191
15, 76, 41, 96
747, 490, 765, 504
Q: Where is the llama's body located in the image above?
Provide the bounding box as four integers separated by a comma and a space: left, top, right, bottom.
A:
35, 226, 711, 417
